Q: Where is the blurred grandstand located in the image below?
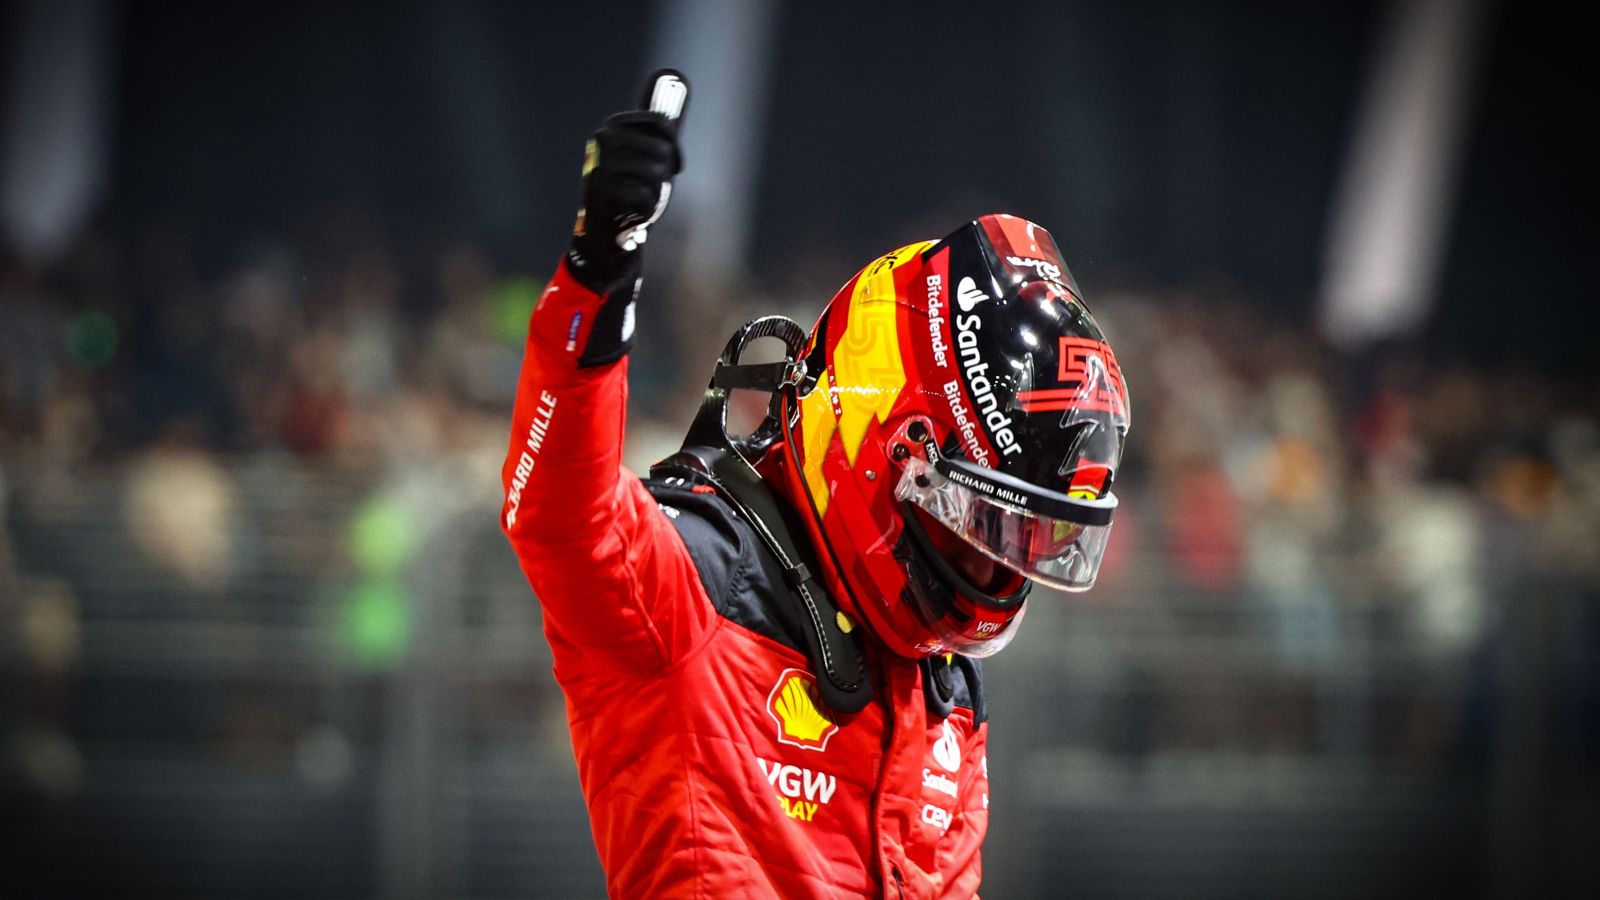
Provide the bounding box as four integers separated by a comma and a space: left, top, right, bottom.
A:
2, 1, 1595, 898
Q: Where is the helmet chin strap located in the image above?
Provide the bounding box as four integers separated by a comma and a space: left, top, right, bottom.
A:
774, 389, 867, 617
660, 316, 995, 719
652, 316, 873, 715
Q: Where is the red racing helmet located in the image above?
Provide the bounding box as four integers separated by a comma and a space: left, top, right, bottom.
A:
774, 214, 1130, 658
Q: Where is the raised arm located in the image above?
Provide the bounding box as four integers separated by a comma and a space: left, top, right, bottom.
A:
500, 72, 713, 672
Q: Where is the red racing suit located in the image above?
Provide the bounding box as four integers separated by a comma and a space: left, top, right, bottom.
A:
500, 259, 992, 898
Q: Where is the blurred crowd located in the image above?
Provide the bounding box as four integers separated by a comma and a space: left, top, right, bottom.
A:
1102, 288, 1600, 642
2, 208, 1598, 791
1082, 288, 1600, 771
1, 207, 529, 612
1, 208, 527, 464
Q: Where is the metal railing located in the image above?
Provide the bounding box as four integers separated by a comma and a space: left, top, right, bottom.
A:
3, 458, 1592, 899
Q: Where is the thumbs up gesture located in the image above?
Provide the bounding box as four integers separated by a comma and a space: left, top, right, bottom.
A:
567, 69, 690, 290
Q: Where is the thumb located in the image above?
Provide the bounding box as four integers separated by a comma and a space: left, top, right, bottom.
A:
638, 69, 690, 136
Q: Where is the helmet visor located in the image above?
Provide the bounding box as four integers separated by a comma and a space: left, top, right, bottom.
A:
894, 454, 1116, 592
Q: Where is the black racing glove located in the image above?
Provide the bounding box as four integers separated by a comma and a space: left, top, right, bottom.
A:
565, 69, 689, 366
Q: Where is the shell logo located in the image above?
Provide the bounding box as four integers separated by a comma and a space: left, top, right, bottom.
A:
766, 668, 839, 752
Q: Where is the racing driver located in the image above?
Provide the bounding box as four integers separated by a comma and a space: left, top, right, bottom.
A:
501, 70, 1132, 898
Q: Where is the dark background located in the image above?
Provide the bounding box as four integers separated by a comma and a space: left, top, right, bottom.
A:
102, 1, 1589, 370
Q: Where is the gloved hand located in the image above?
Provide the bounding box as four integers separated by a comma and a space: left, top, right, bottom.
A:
566, 69, 690, 294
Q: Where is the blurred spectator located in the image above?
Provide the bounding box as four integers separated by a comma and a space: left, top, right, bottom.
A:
0, 203, 1593, 899
123, 438, 238, 591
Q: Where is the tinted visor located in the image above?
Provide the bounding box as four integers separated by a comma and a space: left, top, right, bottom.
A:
894, 453, 1116, 591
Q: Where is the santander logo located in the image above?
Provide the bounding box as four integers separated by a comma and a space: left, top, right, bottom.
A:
955, 276, 989, 314
932, 721, 962, 773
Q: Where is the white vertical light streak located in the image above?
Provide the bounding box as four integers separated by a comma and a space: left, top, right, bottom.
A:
646, 0, 780, 282
0, 0, 115, 265
1319, 0, 1492, 347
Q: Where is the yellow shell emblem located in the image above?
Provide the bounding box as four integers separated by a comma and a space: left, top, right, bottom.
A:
766, 668, 839, 751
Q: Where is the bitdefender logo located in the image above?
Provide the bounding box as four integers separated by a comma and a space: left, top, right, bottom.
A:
956, 276, 989, 313
925, 274, 950, 368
